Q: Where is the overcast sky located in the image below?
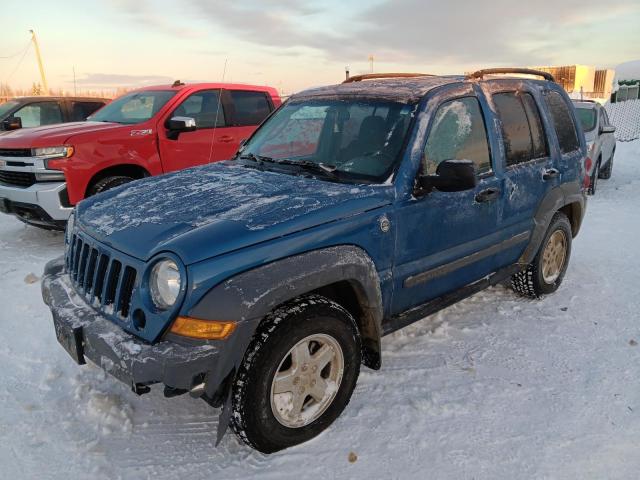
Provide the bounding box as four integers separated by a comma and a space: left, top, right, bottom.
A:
2, 0, 639, 94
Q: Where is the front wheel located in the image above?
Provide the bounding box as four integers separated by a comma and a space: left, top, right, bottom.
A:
511, 212, 572, 298
599, 153, 614, 179
88, 175, 135, 196
230, 295, 361, 453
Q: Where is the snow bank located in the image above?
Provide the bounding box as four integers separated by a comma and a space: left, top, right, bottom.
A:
2, 141, 640, 479
605, 99, 640, 141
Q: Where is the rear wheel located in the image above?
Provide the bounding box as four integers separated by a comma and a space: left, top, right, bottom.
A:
511, 212, 572, 298
230, 295, 361, 453
88, 175, 135, 196
599, 151, 614, 179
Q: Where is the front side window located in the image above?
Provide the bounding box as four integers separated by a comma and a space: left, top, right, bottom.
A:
229, 90, 272, 126
544, 90, 580, 154
575, 107, 597, 132
14, 102, 63, 127
88, 90, 176, 125
423, 97, 491, 175
172, 90, 225, 128
239, 98, 414, 183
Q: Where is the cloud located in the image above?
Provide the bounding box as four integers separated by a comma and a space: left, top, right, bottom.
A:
108, 0, 203, 38
73, 73, 174, 87
187, 0, 640, 67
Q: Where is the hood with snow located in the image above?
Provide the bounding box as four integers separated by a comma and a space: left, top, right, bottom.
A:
76, 162, 394, 265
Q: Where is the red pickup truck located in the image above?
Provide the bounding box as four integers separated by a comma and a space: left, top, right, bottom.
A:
0, 82, 281, 229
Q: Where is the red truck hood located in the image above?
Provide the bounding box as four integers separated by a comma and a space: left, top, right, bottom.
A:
0, 121, 124, 148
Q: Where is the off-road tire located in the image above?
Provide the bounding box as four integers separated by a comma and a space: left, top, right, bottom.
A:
88, 176, 134, 196
230, 294, 361, 453
511, 212, 572, 298
599, 152, 614, 180
588, 159, 600, 195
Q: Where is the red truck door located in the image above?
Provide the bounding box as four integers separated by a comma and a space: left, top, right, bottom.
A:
157, 89, 239, 173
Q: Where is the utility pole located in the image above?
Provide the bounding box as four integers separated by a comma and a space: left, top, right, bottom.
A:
29, 29, 48, 95
368, 55, 374, 73
345, 66, 350, 81
73, 66, 77, 95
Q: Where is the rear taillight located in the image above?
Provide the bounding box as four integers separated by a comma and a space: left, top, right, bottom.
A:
583, 156, 592, 189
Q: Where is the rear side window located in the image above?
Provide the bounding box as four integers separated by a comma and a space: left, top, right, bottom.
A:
71, 102, 105, 121
423, 97, 491, 175
544, 91, 580, 154
14, 102, 63, 127
493, 92, 548, 166
229, 91, 272, 126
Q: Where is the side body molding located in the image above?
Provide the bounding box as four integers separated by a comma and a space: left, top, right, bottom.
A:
189, 245, 385, 369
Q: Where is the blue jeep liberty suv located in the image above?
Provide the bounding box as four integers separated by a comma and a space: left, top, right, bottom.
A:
42, 68, 587, 453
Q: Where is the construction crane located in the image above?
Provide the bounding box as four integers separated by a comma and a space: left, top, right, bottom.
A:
29, 29, 48, 95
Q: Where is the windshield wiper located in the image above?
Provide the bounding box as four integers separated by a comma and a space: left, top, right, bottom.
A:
237, 154, 344, 181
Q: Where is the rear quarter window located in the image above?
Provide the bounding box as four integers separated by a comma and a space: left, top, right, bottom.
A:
545, 91, 580, 154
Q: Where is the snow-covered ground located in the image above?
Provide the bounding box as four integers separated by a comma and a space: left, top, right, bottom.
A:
1, 141, 640, 479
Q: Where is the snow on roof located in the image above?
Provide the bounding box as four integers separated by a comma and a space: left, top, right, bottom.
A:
291, 76, 464, 103
615, 60, 640, 82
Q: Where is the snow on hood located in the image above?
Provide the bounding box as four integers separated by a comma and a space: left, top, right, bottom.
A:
0, 121, 122, 148
76, 162, 392, 264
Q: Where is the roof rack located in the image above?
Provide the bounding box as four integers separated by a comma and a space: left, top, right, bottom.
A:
466, 68, 555, 83
343, 73, 434, 84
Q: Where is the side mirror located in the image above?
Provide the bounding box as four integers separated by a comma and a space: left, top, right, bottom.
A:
600, 125, 615, 134
166, 116, 196, 140
2, 116, 22, 131
418, 159, 478, 193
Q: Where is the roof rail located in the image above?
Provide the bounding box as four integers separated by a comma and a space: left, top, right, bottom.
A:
343, 73, 434, 84
571, 98, 597, 103
466, 68, 555, 83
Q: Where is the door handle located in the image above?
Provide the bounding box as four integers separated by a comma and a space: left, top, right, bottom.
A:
218, 135, 234, 143
475, 187, 500, 203
543, 168, 560, 180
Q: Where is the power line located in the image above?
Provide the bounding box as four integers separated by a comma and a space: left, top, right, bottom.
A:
0, 41, 30, 59
4, 43, 31, 85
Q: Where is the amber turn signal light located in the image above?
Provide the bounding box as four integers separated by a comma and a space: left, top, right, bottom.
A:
169, 317, 236, 340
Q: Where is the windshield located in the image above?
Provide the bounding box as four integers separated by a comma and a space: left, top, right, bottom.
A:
575, 107, 596, 132
238, 98, 415, 183
88, 90, 176, 124
0, 100, 19, 119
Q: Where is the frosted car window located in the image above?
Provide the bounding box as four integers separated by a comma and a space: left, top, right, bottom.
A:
493, 93, 533, 166
230, 90, 271, 126
521, 93, 548, 159
14, 102, 63, 127
423, 97, 491, 175
545, 91, 580, 154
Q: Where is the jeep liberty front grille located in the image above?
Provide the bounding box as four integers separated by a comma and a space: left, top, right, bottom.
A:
67, 234, 137, 319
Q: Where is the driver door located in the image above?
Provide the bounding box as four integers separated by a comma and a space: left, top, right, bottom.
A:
392, 92, 504, 315
158, 89, 236, 173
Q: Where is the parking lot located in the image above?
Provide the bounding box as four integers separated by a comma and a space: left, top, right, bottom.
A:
0, 139, 637, 479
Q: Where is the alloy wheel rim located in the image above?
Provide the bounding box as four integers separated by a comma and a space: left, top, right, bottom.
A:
541, 230, 567, 283
270, 333, 344, 428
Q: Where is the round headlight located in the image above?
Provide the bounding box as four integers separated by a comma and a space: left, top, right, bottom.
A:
150, 259, 182, 310
65, 211, 75, 244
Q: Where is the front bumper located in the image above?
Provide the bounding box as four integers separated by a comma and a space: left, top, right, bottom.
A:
0, 180, 71, 227
41, 258, 223, 394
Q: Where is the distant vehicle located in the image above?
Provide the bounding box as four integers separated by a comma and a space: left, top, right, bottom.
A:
43, 69, 587, 453
0, 96, 108, 132
573, 100, 616, 194
0, 83, 281, 229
